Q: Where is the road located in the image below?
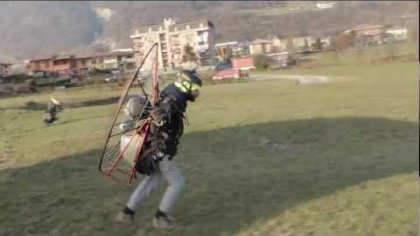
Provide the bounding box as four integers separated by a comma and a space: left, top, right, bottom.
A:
250, 73, 331, 85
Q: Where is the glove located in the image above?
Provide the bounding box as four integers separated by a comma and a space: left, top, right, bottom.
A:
134, 145, 165, 175
150, 108, 166, 126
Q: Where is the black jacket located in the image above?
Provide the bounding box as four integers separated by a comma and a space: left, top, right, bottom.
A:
149, 83, 188, 157
135, 83, 191, 174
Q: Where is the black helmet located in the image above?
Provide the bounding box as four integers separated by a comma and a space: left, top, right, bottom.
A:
181, 70, 202, 87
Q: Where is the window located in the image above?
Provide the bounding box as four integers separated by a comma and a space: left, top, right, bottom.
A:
92, 58, 96, 64
35, 61, 40, 70
44, 61, 49, 69
136, 42, 143, 48
159, 33, 166, 41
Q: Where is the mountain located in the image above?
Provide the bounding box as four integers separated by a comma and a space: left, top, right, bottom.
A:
0, 1, 417, 60
0, 1, 102, 60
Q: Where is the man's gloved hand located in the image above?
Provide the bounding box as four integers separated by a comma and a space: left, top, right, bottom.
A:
135, 149, 165, 175
150, 108, 166, 126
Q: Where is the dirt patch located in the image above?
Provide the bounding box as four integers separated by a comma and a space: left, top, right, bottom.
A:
1, 96, 121, 111
65, 97, 120, 108
252, 74, 331, 86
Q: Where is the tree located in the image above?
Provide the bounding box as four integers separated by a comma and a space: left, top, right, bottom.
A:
330, 39, 340, 66
334, 31, 357, 51
252, 54, 271, 70
182, 44, 198, 63
286, 36, 295, 54
312, 38, 323, 51
302, 38, 311, 53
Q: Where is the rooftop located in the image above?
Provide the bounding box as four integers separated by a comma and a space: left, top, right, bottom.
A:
250, 39, 272, 45
215, 41, 238, 47
53, 54, 76, 61
131, 18, 214, 36
350, 24, 384, 31
91, 51, 134, 58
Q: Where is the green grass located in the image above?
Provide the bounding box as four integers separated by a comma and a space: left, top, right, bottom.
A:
297, 42, 418, 67
0, 62, 418, 236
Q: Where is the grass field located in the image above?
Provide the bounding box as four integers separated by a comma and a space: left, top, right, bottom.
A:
296, 43, 418, 68
0, 62, 418, 236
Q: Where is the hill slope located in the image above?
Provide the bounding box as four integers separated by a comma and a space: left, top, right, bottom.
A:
0, 1, 417, 59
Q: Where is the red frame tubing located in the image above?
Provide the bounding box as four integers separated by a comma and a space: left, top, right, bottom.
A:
99, 43, 160, 184
127, 119, 152, 184
152, 47, 160, 105
102, 118, 150, 184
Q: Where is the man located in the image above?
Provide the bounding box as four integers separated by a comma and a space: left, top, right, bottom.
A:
115, 69, 202, 229
44, 98, 62, 124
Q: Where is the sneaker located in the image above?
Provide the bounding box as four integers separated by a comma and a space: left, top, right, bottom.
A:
152, 215, 174, 229
114, 211, 134, 224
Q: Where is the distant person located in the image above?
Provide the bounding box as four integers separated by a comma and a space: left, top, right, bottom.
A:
43, 98, 62, 124
114, 69, 202, 229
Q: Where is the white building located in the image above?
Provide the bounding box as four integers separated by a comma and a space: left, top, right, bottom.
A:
316, 1, 336, 9
385, 27, 408, 41
130, 18, 216, 70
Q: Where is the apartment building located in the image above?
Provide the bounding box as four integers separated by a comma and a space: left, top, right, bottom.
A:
130, 18, 215, 70
27, 55, 91, 76
90, 51, 135, 71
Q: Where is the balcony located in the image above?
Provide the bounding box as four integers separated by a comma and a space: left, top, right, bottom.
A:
160, 44, 168, 52
171, 40, 180, 46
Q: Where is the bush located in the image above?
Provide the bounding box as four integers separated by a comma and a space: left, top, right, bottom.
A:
2, 74, 33, 84
89, 68, 113, 75
24, 101, 47, 110
252, 54, 271, 70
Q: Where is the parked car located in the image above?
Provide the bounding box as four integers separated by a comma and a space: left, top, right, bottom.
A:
212, 62, 247, 80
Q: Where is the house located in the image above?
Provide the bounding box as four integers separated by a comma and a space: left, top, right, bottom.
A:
249, 39, 273, 55
75, 56, 91, 76
214, 41, 250, 58
90, 51, 135, 71
235, 41, 251, 56
28, 55, 92, 77
0, 62, 12, 77
344, 24, 385, 43
130, 18, 216, 70
232, 57, 254, 70
271, 37, 288, 52
215, 41, 238, 58
385, 27, 408, 41
266, 52, 296, 68
271, 36, 313, 52
316, 1, 336, 9
28, 56, 54, 74
52, 55, 79, 75
292, 36, 313, 50
320, 37, 332, 47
